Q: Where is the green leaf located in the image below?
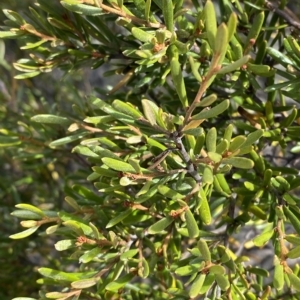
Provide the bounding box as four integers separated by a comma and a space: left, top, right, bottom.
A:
273, 263, 284, 290
106, 209, 133, 228
102, 157, 137, 173
131, 27, 154, 42
61, 1, 103, 15
253, 230, 274, 247
55, 240, 76, 251
287, 245, 300, 259
162, 0, 174, 32
218, 55, 250, 74
185, 209, 199, 238
203, 165, 214, 184
49, 132, 88, 147
3, 9, 25, 25
158, 185, 184, 200
245, 11, 264, 47
198, 188, 212, 225
287, 272, 300, 291
15, 203, 45, 216
199, 273, 215, 294
112, 100, 142, 119
227, 12, 237, 42
206, 127, 217, 152
105, 273, 134, 291
71, 277, 99, 289
14, 71, 41, 79
20, 220, 38, 228
12, 298, 37, 300
11, 210, 42, 220
182, 127, 203, 136
244, 130, 263, 147
209, 265, 226, 275
198, 94, 218, 107
208, 151, 222, 162
138, 257, 150, 278
249, 205, 267, 220
192, 100, 230, 120
79, 247, 102, 264
47, 224, 59, 234
72, 145, 99, 157
84, 115, 114, 124
0, 31, 24, 39
215, 273, 230, 291
38, 268, 95, 282
204, 0, 217, 50
148, 216, 174, 234
222, 157, 254, 169
214, 23, 228, 58
197, 239, 211, 262
9, 226, 40, 239
0, 135, 21, 147
283, 206, 300, 235
169, 44, 188, 107
175, 264, 201, 276
63, 220, 93, 236
228, 135, 246, 152
141, 99, 159, 125
247, 267, 269, 277
31, 114, 71, 126
189, 273, 206, 298
285, 235, 300, 245
120, 249, 139, 260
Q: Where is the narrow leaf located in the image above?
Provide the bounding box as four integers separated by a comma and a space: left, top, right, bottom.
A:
31, 114, 71, 126
215, 273, 230, 291
102, 157, 137, 173
148, 216, 174, 234
71, 277, 99, 289
9, 226, 40, 239
106, 209, 133, 228
185, 209, 199, 238
287, 245, 300, 259
105, 273, 134, 291
192, 100, 229, 120
197, 239, 211, 262
253, 230, 274, 247
222, 157, 254, 169
189, 273, 206, 298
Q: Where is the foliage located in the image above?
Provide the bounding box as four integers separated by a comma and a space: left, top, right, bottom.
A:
1, 0, 300, 299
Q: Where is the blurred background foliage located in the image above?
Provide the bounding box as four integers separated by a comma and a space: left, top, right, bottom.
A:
0, 1, 96, 298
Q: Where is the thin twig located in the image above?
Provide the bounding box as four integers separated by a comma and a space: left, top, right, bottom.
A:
174, 136, 202, 184
265, 1, 300, 30
183, 63, 221, 126
94, 0, 164, 29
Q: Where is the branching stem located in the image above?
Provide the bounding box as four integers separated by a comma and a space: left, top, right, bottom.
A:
265, 1, 300, 30
94, 0, 164, 28
174, 136, 202, 184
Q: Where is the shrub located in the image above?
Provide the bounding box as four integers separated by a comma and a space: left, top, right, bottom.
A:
1, 0, 300, 299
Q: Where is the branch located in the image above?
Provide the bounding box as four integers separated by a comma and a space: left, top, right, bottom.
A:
265, 1, 300, 30
174, 136, 202, 184
94, 0, 164, 29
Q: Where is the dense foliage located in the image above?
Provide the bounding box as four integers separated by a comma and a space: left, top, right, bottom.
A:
1, 0, 300, 299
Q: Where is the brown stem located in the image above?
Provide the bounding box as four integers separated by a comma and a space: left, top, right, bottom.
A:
265, 1, 300, 30
175, 136, 202, 184
183, 62, 221, 126
94, 0, 164, 29
277, 218, 288, 263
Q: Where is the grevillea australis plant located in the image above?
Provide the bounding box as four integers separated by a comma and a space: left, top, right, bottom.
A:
1, 0, 300, 299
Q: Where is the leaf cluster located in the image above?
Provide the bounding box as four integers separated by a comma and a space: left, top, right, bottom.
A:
1, 0, 300, 299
